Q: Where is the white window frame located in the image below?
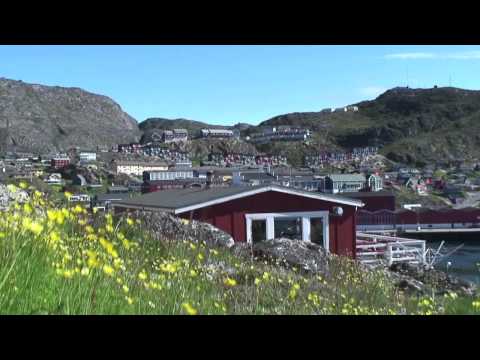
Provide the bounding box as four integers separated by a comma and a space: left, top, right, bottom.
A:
245, 211, 329, 252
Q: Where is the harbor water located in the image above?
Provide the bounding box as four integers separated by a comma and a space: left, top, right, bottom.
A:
403, 232, 480, 284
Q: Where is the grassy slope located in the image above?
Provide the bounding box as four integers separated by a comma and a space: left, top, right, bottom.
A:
1, 181, 479, 315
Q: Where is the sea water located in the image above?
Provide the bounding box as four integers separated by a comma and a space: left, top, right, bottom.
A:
426, 240, 480, 284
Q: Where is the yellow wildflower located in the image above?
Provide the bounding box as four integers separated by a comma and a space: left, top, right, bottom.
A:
85, 225, 94, 234
103, 264, 114, 276
182, 302, 198, 315
87, 250, 100, 268
125, 296, 134, 305
62, 270, 74, 279
289, 283, 300, 300
80, 267, 90, 276
19, 181, 28, 189
73, 205, 83, 214
122, 238, 132, 250
126, 217, 134, 226
159, 263, 177, 273
49, 231, 61, 244
122, 285, 129, 293
23, 203, 33, 214
64, 191, 73, 200
224, 277, 237, 287
138, 270, 148, 280
86, 234, 97, 242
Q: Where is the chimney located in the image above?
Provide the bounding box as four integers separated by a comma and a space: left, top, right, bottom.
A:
206, 171, 213, 189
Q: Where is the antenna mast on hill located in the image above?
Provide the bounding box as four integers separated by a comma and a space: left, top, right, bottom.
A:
406, 65, 409, 87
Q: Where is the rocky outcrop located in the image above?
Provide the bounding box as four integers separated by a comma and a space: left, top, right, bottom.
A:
388, 262, 477, 297
0, 183, 29, 209
249, 238, 329, 273
0, 77, 141, 154
132, 210, 235, 248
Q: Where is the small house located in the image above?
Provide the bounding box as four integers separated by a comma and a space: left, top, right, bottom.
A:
366, 174, 383, 192
113, 185, 364, 258
324, 174, 366, 194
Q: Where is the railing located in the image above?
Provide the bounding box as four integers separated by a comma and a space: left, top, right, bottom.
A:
356, 232, 426, 266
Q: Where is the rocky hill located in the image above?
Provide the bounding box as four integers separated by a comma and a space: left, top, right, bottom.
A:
0, 77, 141, 154
258, 87, 480, 166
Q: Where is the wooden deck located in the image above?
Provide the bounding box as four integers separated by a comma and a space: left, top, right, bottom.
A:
356, 232, 426, 266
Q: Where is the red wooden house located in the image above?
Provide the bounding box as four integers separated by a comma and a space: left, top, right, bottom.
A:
113, 185, 364, 258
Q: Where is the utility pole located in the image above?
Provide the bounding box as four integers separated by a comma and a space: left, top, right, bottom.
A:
406, 65, 409, 87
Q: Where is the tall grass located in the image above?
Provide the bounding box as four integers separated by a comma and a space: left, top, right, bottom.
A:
0, 181, 479, 315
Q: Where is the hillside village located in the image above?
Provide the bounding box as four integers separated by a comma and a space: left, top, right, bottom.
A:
3, 108, 480, 215
1, 79, 480, 315
2, 80, 480, 281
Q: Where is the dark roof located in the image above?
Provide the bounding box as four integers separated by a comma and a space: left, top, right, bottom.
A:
342, 191, 395, 199
242, 173, 274, 181
113, 185, 364, 214
327, 174, 366, 182
108, 186, 129, 192
95, 193, 131, 202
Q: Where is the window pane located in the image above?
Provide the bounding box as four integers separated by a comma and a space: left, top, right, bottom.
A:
311, 217, 324, 246
274, 217, 302, 240
251, 220, 266, 243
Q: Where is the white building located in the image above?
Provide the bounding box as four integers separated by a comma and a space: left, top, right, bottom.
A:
163, 129, 189, 143
249, 127, 311, 144
46, 173, 63, 185
367, 174, 383, 192
200, 129, 234, 139
68, 194, 91, 203
79, 152, 97, 162
115, 161, 169, 176
144, 169, 194, 181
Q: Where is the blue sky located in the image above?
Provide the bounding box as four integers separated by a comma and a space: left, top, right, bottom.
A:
1, 45, 480, 125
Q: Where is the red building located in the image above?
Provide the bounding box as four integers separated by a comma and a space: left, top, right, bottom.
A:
357, 207, 480, 231
113, 185, 364, 258
51, 157, 70, 169
343, 191, 395, 212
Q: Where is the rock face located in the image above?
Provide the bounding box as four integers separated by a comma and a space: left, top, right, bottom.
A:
249, 238, 329, 274
0, 184, 29, 209
0, 77, 141, 154
388, 262, 477, 297
133, 210, 235, 248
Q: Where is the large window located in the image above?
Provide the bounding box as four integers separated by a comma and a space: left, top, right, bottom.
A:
310, 217, 324, 245
274, 217, 302, 240
251, 219, 267, 243
246, 211, 329, 251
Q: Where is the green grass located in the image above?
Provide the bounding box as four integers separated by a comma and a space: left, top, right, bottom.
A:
1, 182, 479, 315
